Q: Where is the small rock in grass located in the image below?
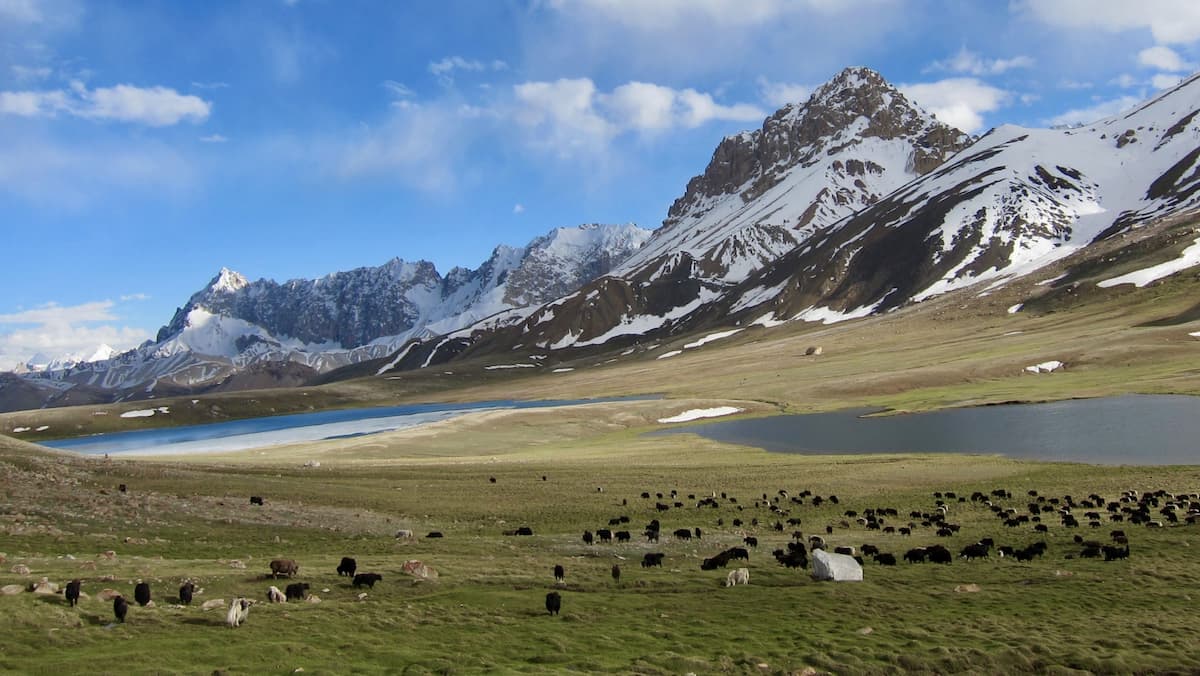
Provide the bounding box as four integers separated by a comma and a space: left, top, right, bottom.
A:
954, 584, 981, 593
201, 599, 225, 610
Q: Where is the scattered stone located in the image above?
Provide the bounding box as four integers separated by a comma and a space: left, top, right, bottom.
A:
321, 588, 330, 593
123, 537, 148, 545
79, 561, 96, 571
97, 589, 122, 601
1, 584, 24, 595
357, 593, 368, 601
306, 595, 321, 604
11, 564, 30, 575
99, 551, 116, 560
229, 560, 246, 569
805, 346, 823, 356
302, 461, 321, 468
30, 578, 59, 594
954, 584, 982, 593
1055, 570, 1074, 578
0, 553, 6, 564
857, 627, 874, 635
201, 599, 226, 610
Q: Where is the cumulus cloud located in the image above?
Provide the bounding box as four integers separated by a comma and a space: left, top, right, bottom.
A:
1021, 0, 1200, 45
0, 300, 150, 368
1138, 45, 1195, 72
926, 47, 1035, 76
0, 81, 210, 126
1046, 95, 1142, 127
512, 203, 525, 214
757, 77, 812, 108
900, 78, 1010, 133
512, 77, 764, 154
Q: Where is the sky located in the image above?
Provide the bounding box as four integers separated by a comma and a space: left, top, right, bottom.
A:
2, 0, 1200, 368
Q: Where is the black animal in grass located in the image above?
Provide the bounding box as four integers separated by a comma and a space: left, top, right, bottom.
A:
64, 580, 81, 607
545, 591, 561, 616
553, 565, 565, 583
285, 582, 310, 601
179, 581, 195, 605
337, 557, 357, 577
352, 573, 382, 589
134, 582, 151, 607
249, 495, 264, 506
113, 595, 128, 623
611, 564, 621, 583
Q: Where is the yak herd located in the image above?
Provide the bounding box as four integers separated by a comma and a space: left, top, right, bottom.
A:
38, 483, 1197, 626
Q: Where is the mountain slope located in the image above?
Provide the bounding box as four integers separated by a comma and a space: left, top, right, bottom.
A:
385, 68, 1200, 371
5, 223, 650, 410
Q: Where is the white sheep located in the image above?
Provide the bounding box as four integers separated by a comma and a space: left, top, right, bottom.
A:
266, 585, 286, 603
226, 597, 252, 627
725, 567, 750, 587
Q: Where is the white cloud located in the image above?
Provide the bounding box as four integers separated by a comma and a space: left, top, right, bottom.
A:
381, 80, 415, 98
1138, 45, 1195, 72
900, 78, 1010, 133
545, 0, 885, 29
514, 78, 615, 155
605, 81, 677, 131
757, 77, 811, 108
513, 77, 764, 154
11, 64, 51, 81
83, 84, 210, 126
926, 47, 1035, 76
512, 203, 525, 214
1152, 73, 1184, 89
1021, 0, 1200, 45
331, 100, 476, 192
199, 134, 227, 143
0, 0, 43, 24
0, 300, 150, 368
1046, 95, 1142, 127
0, 130, 195, 205
119, 293, 150, 302
429, 56, 508, 85
0, 82, 210, 125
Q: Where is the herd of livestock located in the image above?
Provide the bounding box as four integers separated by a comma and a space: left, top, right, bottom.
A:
33, 483, 1199, 625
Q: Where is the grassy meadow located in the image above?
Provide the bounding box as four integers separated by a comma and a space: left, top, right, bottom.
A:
2, 256, 1200, 674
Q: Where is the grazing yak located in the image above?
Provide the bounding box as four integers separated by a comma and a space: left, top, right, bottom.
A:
266, 585, 286, 603
611, 564, 621, 583
874, 552, 897, 566
426, 531, 444, 538
226, 597, 252, 628
179, 581, 195, 605
725, 568, 750, 587
641, 552, 665, 568
113, 595, 128, 623
270, 559, 299, 579
353, 573, 382, 589
134, 582, 152, 607
743, 536, 758, 548
65, 579, 81, 607
582, 530, 594, 545
545, 591, 561, 616
337, 557, 357, 577
673, 528, 692, 541
553, 565, 565, 583
285, 583, 310, 601
249, 496, 264, 506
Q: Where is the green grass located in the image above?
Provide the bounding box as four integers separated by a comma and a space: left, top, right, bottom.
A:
2, 426, 1200, 674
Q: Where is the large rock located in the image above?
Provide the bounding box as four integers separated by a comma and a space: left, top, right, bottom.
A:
811, 549, 863, 582
10, 564, 30, 575
1, 584, 24, 595
29, 578, 58, 594
97, 588, 122, 601
201, 598, 226, 610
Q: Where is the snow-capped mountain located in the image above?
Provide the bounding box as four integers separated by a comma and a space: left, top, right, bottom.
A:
17, 344, 117, 374
6, 223, 649, 408
382, 67, 1200, 371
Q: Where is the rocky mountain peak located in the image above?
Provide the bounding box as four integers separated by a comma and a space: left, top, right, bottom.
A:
664, 67, 970, 224
209, 267, 249, 294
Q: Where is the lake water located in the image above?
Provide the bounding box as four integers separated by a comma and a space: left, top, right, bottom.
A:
44, 397, 645, 456
650, 395, 1200, 465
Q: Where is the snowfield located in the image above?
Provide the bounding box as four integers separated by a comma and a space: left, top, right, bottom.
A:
1097, 236, 1200, 288
657, 407, 744, 424
1025, 361, 1064, 373
120, 406, 170, 418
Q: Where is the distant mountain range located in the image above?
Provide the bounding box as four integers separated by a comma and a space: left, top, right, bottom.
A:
7, 65, 1200, 412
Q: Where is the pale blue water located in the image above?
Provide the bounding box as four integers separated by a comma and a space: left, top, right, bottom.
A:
650, 395, 1200, 465
44, 397, 646, 456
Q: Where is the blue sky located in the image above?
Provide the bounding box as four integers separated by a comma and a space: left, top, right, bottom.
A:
2, 0, 1199, 367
